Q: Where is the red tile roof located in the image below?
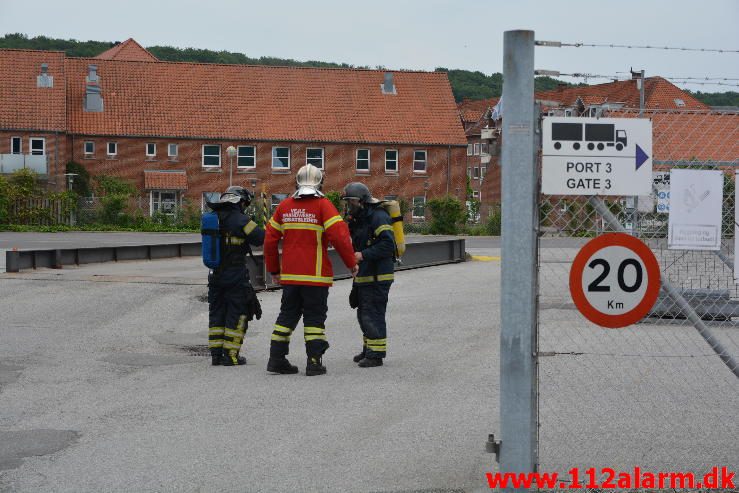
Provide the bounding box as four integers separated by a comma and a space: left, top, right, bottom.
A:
457, 97, 498, 123
95, 39, 159, 62
65, 58, 466, 145
0, 49, 67, 131
144, 170, 188, 190
609, 109, 739, 163
536, 77, 708, 110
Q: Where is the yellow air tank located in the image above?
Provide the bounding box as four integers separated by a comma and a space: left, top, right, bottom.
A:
381, 200, 405, 258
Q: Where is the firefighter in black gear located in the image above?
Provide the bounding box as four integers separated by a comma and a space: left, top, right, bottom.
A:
207, 186, 265, 366
342, 182, 395, 368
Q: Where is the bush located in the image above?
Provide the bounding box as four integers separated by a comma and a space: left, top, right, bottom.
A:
427, 195, 466, 234
325, 190, 342, 212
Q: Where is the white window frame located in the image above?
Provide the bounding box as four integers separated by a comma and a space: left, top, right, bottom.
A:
413, 150, 427, 173
473, 167, 480, 179
237, 145, 256, 169
412, 196, 426, 219
306, 147, 324, 169
150, 190, 179, 216
168, 143, 178, 159
202, 144, 221, 168
29, 138, 45, 156
107, 142, 118, 157
271, 147, 290, 169
146, 143, 156, 157
472, 190, 480, 199
11, 137, 21, 154
84, 141, 94, 155
385, 149, 398, 173
473, 143, 480, 155
356, 148, 370, 172
466, 144, 473, 156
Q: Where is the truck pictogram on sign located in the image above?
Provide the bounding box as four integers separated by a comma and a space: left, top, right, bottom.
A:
552, 122, 628, 151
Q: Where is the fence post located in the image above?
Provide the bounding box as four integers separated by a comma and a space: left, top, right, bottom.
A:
499, 29, 538, 479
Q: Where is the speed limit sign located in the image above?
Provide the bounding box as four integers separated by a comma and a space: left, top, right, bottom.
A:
569, 233, 661, 328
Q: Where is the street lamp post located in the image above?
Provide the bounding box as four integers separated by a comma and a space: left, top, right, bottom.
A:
226, 145, 237, 187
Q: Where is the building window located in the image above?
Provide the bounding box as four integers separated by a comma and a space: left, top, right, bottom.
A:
480, 143, 489, 155
385, 149, 398, 173
202, 145, 221, 167
150, 190, 178, 216
473, 143, 480, 156
472, 190, 480, 199
84, 141, 94, 155
168, 144, 178, 159
413, 150, 427, 173
29, 138, 45, 155
107, 142, 118, 156
356, 149, 370, 172
11, 137, 21, 154
272, 147, 290, 169
271, 193, 289, 214
473, 167, 480, 179
202, 191, 220, 211
238, 146, 256, 168
467, 144, 473, 156
146, 143, 156, 157
467, 167, 471, 178
412, 196, 425, 219
306, 148, 324, 169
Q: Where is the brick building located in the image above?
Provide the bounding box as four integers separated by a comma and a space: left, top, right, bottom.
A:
0, 39, 467, 220
457, 75, 721, 218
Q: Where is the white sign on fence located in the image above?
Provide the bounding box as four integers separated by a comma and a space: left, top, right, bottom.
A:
668, 169, 723, 250
541, 117, 653, 195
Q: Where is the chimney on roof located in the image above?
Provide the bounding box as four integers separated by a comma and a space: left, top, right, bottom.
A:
381, 72, 396, 95
84, 64, 103, 112
37, 63, 54, 88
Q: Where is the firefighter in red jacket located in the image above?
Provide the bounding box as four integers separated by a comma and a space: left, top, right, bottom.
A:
264, 164, 357, 376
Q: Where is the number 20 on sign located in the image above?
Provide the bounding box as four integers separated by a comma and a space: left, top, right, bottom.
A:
569, 233, 661, 328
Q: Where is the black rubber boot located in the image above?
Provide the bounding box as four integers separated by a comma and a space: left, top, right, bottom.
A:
352, 350, 366, 363
211, 348, 223, 366
306, 356, 327, 376
221, 349, 246, 366
358, 357, 383, 368
267, 357, 298, 374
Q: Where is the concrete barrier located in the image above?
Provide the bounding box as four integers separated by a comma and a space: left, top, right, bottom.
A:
6, 238, 466, 289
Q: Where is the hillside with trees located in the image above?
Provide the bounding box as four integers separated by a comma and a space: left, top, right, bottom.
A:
1, 33, 736, 106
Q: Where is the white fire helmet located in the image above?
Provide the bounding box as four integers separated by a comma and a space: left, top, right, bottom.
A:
294, 164, 324, 198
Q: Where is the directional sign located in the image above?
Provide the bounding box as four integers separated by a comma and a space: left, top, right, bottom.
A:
542, 117, 653, 195
569, 233, 661, 328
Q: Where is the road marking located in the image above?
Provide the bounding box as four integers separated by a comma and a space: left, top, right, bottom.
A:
471, 255, 500, 262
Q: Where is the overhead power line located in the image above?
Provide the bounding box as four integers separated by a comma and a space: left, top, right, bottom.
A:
536, 40, 739, 54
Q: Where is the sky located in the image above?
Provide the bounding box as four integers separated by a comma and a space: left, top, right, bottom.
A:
1, 0, 738, 92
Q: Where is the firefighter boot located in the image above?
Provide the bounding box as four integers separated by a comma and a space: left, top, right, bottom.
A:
306, 356, 327, 376
221, 349, 246, 366
267, 357, 299, 374
211, 348, 223, 366
358, 357, 383, 368
353, 350, 366, 363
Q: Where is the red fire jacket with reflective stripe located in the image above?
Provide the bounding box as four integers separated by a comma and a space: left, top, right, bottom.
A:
264, 196, 356, 286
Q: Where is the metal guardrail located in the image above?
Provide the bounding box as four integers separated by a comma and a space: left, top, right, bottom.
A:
5, 239, 466, 289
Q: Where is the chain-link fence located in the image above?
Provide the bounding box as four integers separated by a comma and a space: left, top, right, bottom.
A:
537, 108, 739, 476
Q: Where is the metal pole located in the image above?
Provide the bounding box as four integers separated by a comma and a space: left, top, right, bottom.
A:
639, 70, 645, 118
588, 196, 739, 378
499, 29, 538, 478
229, 155, 233, 187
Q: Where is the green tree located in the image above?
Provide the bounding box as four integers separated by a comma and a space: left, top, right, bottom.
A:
427, 195, 466, 234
